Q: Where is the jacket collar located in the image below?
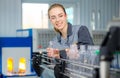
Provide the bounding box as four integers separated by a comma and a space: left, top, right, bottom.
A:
57, 22, 72, 42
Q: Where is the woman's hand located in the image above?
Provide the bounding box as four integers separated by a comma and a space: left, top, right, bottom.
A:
46, 48, 60, 58
66, 47, 79, 60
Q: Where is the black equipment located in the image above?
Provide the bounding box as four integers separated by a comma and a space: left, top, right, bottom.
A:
32, 52, 44, 77
100, 26, 120, 78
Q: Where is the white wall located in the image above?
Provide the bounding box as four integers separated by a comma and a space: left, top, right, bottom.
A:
79, 0, 119, 31
0, 0, 119, 37
119, 0, 120, 17
0, 0, 22, 37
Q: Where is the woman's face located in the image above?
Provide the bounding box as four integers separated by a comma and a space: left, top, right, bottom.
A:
49, 7, 67, 31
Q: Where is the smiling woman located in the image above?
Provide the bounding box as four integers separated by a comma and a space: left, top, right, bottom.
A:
46, 3, 93, 78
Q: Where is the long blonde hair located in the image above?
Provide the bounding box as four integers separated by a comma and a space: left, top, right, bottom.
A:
48, 3, 66, 33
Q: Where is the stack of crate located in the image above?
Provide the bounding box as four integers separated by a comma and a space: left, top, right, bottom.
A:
38, 29, 56, 49
92, 30, 107, 45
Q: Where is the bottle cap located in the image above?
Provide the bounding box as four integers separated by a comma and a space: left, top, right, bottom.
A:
113, 51, 120, 54
95, 50, 100, 55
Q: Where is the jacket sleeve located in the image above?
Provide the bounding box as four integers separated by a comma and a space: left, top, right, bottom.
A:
77, 26, 94, 47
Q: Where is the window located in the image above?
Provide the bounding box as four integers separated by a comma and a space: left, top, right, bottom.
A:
66, 7, 74, 24
22, 3, 77, 29
22, 3, 49, 29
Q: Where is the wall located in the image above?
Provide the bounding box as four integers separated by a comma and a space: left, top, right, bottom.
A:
0, 0, 22, 37
79, 0, 119, 31
0, 0, 119, 37
119, 0, 120, 17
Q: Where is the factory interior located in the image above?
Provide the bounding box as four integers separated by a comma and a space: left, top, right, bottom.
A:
0, 0, 120, 78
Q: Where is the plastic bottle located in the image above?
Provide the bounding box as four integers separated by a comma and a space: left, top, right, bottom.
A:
79, 45, 86, 73
49, 41, 55, 64
117, 52, 120, 69
111, 51, 118, 68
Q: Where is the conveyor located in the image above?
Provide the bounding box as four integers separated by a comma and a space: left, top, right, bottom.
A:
32, 26, 120, 78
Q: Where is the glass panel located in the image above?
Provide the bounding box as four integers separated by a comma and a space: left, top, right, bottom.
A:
66, 7, 74, 24
22, 3, 49, 29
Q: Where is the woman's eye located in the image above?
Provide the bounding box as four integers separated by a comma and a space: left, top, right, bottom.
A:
51, 18, 55, 20
59, 15, 63, 17
51, 17, 55, 20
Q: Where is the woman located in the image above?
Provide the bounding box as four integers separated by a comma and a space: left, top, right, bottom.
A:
47, 3, 93, 78
47, 3, 93, 61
